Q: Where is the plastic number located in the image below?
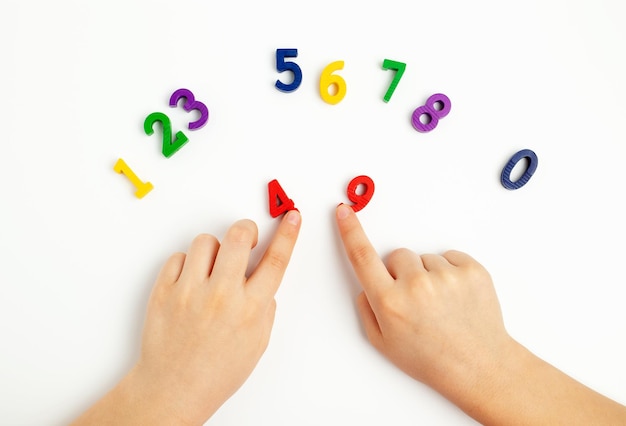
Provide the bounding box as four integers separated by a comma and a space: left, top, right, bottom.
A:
275, 49, 302, 92
501, 149, 538, 190
169, 88, 209, 130
144, 112, 189, 158
113, 158, 153, 199
347, 175, 375, 212
382, 59, 406, 102
319, 60, 347, 105
411, 93, 452, 133
268, 179, 296, 217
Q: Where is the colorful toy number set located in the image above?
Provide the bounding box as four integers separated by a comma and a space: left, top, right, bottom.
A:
114, 48, 539, 216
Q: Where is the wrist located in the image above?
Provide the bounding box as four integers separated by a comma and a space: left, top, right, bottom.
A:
70, 365, 193, 426
432, 334, 526, 420
112, 364, 198, 426
127, 359, 232, 426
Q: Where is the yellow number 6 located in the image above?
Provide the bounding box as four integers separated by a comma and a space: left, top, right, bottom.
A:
319, 60, 346, 105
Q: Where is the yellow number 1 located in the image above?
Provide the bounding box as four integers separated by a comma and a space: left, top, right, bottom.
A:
113, 158, 154, 199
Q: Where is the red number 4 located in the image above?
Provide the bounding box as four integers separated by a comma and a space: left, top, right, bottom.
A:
268, 179, 297, 217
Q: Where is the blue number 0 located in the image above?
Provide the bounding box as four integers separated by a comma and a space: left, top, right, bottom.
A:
501, 149, 538, 190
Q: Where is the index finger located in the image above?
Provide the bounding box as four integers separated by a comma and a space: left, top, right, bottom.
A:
336, 204, 394, 295
247, 210, 302, 298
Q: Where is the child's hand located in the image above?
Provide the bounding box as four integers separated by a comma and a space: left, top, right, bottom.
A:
335, 204, 511, 396
73, 210, 301, 425
136, 211, 301, 423
336, 204, 626, 425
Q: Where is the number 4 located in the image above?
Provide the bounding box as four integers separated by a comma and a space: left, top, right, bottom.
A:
382, 59, 406, 102
268, 179, 297, 217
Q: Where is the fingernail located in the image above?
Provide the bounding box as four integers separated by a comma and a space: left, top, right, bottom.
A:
285, 209, 301, 226
336, 203, 352, 220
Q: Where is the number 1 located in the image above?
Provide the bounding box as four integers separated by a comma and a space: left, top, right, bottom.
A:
113, 158, 153, 199
381, 59, 406, 102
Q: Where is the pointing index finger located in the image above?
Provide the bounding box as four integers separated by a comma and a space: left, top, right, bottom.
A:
247, 210, 302, 298
336, 204, 393, 296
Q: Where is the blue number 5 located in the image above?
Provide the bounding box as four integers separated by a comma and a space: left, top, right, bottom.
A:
275, 48, 302, 92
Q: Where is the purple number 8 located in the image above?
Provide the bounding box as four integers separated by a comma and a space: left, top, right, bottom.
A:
411, 93, 451, 133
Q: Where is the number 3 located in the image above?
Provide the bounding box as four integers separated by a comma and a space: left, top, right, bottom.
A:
169, 88, 209, 130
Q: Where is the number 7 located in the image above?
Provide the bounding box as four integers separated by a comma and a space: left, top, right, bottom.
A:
381, 59, 406, 102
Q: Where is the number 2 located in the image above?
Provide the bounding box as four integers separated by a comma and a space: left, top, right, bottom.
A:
275, 49, 303, 92
381, 59, 406, 102
144, 112, 189, 158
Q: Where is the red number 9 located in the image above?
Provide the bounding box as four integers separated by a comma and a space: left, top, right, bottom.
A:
347, 175, 375, 212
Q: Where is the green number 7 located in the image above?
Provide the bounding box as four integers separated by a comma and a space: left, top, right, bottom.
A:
381, 59, 406, 102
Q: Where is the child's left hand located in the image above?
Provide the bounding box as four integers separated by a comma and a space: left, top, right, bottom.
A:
72, 210, 301, 425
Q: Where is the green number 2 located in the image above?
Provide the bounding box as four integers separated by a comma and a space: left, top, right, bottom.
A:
382, 59, 406, 102
144, 112, 189, 158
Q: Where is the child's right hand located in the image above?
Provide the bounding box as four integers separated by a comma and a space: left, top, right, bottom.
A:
335, 204, 512, 397
335, 203, 626, 425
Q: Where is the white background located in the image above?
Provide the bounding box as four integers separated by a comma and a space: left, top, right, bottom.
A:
1, 0, 625, 424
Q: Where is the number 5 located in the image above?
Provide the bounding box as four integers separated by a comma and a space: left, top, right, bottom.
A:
275, 48, 302, 92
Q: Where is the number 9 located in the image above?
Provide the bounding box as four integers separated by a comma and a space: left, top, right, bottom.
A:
347, 175, 375, 212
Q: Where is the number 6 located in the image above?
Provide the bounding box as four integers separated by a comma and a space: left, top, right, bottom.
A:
319, 60, 347, 105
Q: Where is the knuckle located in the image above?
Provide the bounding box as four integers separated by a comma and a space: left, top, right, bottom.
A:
264, 248, 288, 272
349, 244, 377, 268
204, 286, 232, 313
467, 262, 490, 281
407, 272, 433, 293
377, 291, 401, 316
433, 268, 457, 286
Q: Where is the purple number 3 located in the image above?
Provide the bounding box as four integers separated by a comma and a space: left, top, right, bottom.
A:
169, 88, 209, 130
